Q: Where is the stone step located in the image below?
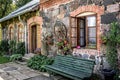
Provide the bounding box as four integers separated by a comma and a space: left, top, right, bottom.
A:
23, 53, 36, 60
16, 53, 36, 65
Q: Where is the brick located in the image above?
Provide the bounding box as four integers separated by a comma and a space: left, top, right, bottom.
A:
40, 0, 72, 9
70, 5, 104, 17
107, 3, 120, 13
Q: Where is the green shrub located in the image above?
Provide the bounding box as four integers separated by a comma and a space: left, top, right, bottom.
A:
105, 22, 119, 69
16, 42, 25, 55
10, 54, 22, 61
9, 40, 25, 55
0, 56, 10, 64
0, 40, 9, 55
0, 40, 25, 56
9, 40, 16, 54
27, 55, 54, 72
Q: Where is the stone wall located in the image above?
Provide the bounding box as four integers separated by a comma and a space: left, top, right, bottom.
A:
40, 0, 120, 70
40, 1, 119, 55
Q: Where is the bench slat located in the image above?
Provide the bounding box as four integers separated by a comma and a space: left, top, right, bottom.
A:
53, 63, 93, 74
53, 56, 94, 74
54, 59, 94, 69
46, 65, 90, 79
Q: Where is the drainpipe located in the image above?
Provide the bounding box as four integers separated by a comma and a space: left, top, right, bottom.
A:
18, 15, 28, 54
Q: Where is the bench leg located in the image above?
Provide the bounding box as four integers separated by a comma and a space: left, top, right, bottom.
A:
47, 70, 54, 80
49, 73, 54, 80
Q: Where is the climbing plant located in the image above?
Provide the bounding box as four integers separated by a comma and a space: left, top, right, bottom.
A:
105, 22, 120, 69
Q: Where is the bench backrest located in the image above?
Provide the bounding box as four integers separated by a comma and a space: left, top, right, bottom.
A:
52, 55, 95, 77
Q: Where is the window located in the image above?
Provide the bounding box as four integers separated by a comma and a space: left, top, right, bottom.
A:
9, 27, 14, 40
18, 25, 23, 42
78, 15, 97, 48
87, 16, 96, 48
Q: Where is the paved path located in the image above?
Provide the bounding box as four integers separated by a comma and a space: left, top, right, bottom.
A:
0, 62, 69, 80
0, 62, 51, 80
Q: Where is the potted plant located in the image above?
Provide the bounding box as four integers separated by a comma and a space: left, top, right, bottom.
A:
56, 38, 71, 55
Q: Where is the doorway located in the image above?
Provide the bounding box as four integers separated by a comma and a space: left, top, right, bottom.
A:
31, 25, 37, 53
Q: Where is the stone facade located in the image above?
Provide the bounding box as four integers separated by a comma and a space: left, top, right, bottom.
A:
39, 0, 120, 71
0, 11, 42, 53
39, 0, 119, 54
0, 0, 119, 56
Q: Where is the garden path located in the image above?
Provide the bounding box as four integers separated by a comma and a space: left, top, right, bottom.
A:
0, 62, 69, 80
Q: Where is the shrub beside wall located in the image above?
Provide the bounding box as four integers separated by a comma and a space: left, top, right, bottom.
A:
0, 40, 25, 56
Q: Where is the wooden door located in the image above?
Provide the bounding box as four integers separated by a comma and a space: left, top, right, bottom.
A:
31, 25, 37, 53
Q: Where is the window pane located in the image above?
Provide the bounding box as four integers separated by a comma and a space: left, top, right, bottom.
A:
87, 16, 96, 27
88, 38, 96, 45
88, 28, 96, 37
88, 38, 96, 48
80, 29, 84, 37
80, 20, 84, 28
80, 38, 85, 46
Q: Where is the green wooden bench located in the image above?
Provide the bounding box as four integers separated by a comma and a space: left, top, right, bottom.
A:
45, 55, 95, 80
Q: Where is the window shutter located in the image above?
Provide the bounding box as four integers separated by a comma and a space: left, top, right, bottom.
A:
70, 17, 77, 47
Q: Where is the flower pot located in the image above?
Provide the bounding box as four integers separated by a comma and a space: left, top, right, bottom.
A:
102, 69, 116, 80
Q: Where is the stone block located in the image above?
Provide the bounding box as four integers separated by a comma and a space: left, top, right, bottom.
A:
52, 8, 60, 17
59, 4, 66, 14
24, 71, 40, 77
103, 0, 114, 6
103, 0, 120, 6
69, 2, 75, 12
14, 73, 29, 80
79, 0, 87, 6
107, 3, 120, 13
101, 12, 117, 24
74, 0, 79, 10
61, 17, 69, 28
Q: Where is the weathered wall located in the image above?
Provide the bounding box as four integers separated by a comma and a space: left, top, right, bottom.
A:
40, 0, 120, 70
0, 11, 42, 53
40, 0, 118, 54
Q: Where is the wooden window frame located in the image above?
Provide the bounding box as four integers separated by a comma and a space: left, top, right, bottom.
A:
18, 25, 23, 42
9, 27, 13, 40
77, 14, 97, 49
70, 17, 78, 48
